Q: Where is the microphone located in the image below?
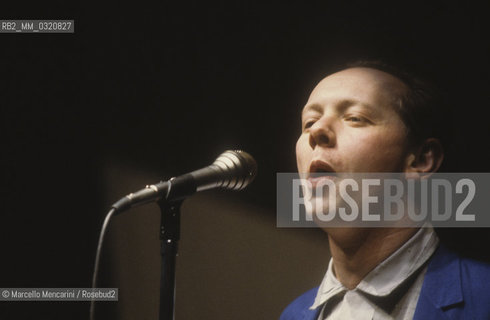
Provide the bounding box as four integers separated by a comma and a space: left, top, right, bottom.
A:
111, 150, 257, 214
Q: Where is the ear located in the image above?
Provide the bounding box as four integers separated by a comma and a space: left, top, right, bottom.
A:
405, 138, 444, 175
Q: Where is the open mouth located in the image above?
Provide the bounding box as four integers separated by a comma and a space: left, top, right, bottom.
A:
308, 160, 338, 186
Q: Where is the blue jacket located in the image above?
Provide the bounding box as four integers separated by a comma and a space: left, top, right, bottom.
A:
280, 245, 490, 319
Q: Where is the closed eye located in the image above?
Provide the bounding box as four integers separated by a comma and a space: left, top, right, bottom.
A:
344, 115, 371, 124
346, 116, 362, 122
303, 119, 317, 130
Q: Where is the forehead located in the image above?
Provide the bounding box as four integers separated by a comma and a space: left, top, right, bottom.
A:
305, 67, 407, 112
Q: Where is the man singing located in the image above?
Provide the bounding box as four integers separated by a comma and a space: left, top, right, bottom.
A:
280, 62, 490, 319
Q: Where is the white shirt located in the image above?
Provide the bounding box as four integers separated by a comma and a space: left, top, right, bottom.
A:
311, 226, 439, 320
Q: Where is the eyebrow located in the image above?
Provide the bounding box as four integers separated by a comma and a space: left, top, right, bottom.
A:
301, 103, 323, 116
302, 99, 377, 116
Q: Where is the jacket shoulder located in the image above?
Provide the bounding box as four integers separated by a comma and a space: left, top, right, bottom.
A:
280, 287, 319, 320
415, 245, 490, 319
459, 255, 490, 313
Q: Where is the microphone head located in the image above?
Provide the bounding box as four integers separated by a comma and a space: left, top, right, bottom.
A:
212, 150, 257, 190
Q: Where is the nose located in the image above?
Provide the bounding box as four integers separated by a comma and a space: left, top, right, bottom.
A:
309, 116, 336, 149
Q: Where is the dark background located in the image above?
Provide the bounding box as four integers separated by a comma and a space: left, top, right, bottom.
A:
1, 1, 490, 319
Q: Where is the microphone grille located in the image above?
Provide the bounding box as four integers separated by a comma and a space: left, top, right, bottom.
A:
212, 150, 257, 190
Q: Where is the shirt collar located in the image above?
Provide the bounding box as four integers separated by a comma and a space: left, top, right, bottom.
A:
310, 225, 439, 310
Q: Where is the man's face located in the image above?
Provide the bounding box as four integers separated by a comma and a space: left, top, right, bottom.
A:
296, 67, 412, 177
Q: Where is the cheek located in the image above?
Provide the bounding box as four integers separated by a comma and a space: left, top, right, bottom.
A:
296, 135, 310, 172
345, 131, 408, 171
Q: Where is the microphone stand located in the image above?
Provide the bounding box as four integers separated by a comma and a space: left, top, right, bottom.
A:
157, 198, 183, 320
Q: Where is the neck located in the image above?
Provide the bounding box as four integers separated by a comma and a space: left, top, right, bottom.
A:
326, 227, 418, 289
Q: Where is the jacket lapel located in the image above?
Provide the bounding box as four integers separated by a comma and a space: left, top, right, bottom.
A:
413, 245, 464, 320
